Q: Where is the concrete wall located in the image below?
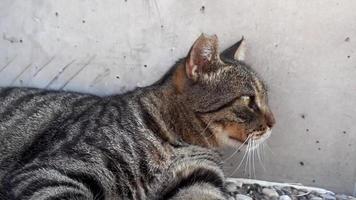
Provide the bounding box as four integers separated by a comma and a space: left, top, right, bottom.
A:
1, 0, 355, 195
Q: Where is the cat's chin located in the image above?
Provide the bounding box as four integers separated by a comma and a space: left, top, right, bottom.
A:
223, 128, 272, 150
249, 128, 272, 150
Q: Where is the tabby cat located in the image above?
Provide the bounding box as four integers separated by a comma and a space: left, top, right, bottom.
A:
0, 34, 275, 200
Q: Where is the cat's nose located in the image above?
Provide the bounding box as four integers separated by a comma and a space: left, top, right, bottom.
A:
265, 111, 275, 128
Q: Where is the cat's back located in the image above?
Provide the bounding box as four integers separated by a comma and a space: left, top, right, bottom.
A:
0, 87, 101, 176
0, 87, 100, 133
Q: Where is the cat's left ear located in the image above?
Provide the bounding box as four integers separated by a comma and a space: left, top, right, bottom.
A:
220, 36, 246, 61
185, 34, 220, 81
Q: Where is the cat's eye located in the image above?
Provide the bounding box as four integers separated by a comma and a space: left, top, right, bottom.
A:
240, 95, 258, 110
239, 96, 251, 105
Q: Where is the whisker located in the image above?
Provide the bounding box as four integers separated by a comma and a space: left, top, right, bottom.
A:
243, 140, 249, 175
261, 142, 266, 159
245, 140, 251, 177
230, 138, 250, 176
224, 134, 251, 162
249, 140, 253, 178
200, 119, 212, 136
249, 141, 252, 178
252, 140, 256, 178
257, 142, 266, 172
265, 142, 275, 156
199, 119, 213, 147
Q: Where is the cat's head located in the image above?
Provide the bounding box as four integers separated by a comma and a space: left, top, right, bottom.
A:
172, 34, 275, 148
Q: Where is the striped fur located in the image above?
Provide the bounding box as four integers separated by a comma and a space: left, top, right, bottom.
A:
0, 87, 226, 200
0, 34, 275, 200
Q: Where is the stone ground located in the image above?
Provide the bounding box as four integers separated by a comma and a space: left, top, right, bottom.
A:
226, 178, 356, 200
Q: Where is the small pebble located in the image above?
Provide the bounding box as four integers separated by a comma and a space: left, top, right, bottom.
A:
335, 194, 348, 200
298, 190, 309, 196
310, 197, 323, 200
262, 188, 280, 198
226, 182, 238, 193
279, 195, 292, 200
235, 194, 253, 200
281, 187, 292, 195
234, 181, 243, 188
275, 188, 284, 196
321, 193, 337, 200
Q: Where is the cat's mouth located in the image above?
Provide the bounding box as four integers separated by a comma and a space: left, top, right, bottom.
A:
227, 131, 263, 142
250, 131, 265, 139
252, 128, 272, 143
212, 122, 272, 148
224, 128, 272, 151
227, 128, 272, 146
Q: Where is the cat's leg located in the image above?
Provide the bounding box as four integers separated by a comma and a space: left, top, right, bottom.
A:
1, 156, 120, 200
168, 182, 227, 200
161, 167, 228, 200
2, 167, 95, 200
156, 146, 229, 200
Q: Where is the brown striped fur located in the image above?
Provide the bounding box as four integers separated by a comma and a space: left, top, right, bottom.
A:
0, 34, 274, 200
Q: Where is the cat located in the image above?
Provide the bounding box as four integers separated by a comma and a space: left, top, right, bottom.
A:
0, 34, 275, 200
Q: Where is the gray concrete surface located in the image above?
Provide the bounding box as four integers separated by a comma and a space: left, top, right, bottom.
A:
0, 0, 355, 195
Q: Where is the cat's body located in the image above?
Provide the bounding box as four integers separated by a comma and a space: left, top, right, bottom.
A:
0, 34, 275, 200
0, 85, 225, 200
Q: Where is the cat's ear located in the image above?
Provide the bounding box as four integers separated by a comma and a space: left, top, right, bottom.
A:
185, 34, 219, 81
220, 36, 246, 61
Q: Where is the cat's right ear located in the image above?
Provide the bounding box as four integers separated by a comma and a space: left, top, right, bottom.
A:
185, 34, 219, 81
220, 36, 246, 61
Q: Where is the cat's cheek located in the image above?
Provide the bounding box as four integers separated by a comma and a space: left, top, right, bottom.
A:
211, 122, 248, 147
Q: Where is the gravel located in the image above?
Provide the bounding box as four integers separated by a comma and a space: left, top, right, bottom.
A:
225, 179, 355, 200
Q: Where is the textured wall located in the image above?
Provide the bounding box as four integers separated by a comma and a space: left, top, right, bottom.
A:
1, 0, 355, 195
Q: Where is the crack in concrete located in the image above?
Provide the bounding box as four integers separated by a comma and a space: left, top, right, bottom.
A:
33, 56, 55, 77
0, 55, 17, 73
10, 63, 32, 85
60, 55, 96, 90
45, 59, 76, 89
